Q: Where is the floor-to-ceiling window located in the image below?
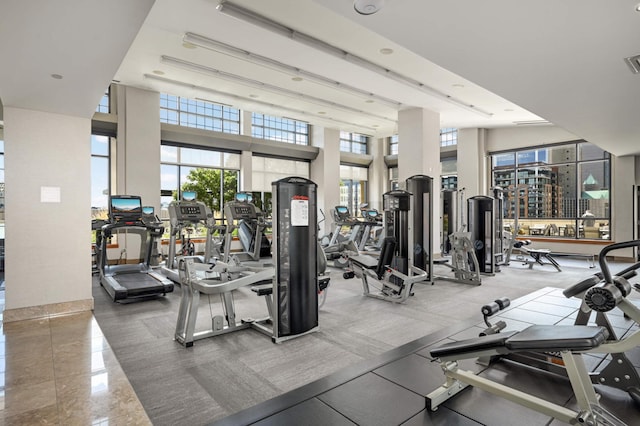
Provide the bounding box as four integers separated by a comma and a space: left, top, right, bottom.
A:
91, 135, 112, 220
340, 165, 368, 216
160, 144, 240, 223
251, 156, 309, 216
491, 141, 611, 239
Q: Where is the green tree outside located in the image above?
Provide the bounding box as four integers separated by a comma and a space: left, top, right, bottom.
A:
179, 168, 238, 217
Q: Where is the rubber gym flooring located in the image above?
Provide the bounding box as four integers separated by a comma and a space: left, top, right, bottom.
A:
214, 287, 640, 425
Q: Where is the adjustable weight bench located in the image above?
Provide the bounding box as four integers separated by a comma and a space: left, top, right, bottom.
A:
346, 237, 429, 303
427, 325, 627, 425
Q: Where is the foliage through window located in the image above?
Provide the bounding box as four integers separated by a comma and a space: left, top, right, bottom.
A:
251, 113, 309, 145
160, 94, 240, 134
160, 145, 240, 223
492, 141, 610, 240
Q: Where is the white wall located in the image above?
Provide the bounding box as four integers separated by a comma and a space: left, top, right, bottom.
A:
4, 107, 92, 309
485, 126, 580, 152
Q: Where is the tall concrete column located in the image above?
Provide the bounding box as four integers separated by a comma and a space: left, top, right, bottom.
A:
310, 126, 340, 236
368, 137, 386, 212
240, 150, 252, 190
457, 128, 488, 197
397, 107, 441, 260
4, 107, 92, 319
115, 85, 161, 211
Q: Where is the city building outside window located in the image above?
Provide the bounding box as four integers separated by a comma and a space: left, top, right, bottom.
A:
91, 135, 112, 220
251, 113, 309, 145
160, 94, 240, 134
491, 141, 610, 240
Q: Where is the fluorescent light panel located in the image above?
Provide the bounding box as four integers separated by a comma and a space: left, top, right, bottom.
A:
217, 1, 493, 118
183, 32, 402, 109
160, 55, 396, 123
144, 73, 378, 132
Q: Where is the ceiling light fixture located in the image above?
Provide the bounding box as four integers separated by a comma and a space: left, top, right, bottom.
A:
513, 120, 551, 126
379, 48, 394, 55
216, 2, 493, 118
160, 55, 396, 123
51, 73, 63, 79
353, 0, 385, 15
144, 73, 378, 132
182, 32, 401, 109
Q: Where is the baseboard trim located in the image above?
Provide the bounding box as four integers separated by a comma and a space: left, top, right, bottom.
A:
3, 298, 94, 323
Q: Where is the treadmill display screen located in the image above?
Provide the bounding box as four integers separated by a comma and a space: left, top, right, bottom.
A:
182, 191, 196, 201
110, 196, 142, 221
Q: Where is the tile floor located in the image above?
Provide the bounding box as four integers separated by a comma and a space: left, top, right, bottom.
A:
0, 291, 151, 425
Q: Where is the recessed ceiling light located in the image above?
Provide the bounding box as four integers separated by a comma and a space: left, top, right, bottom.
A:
452, 83, 464, 88
51, 73, 63, 80
365, 99, 375, 103
318, 111, 326, 115
182, 42, 197, 49
504, 108, 514, 112
249, 94, 259, 98
291, 76, 303, 82
354, 0, 385, 15
635, 3, 640, 12
372, 124, 379, 128
152, 70, 165, 75
379, 48, 393, 55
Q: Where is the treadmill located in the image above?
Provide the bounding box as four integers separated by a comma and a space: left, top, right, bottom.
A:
99, 195, 174, 302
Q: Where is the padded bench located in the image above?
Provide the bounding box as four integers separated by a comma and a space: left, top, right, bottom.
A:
431, 325, 608, 360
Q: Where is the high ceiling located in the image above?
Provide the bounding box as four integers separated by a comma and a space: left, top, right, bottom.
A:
2, 0, 640, 156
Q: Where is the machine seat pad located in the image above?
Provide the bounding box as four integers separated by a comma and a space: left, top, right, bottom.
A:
505, 325, 607, 352
526, 248, 552, 254
251, 283, 273, 296
430, 331, 518, 359
349, 254, 379, 269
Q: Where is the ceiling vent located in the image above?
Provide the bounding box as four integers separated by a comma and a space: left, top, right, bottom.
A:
624, 54, 640, 74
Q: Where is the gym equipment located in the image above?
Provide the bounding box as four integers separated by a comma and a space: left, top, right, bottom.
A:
161, 192, 223, 283
382, 189, 411, 276
175, 177, 320, 345
427, 240, 640, 422
491, 187, 505, 265
441, 189, 457, 255
433, 232, 482, 286
98, 195, 173, 302
327, 206, 362, 247
427, 325, 625, 425
406, 175, 433, 284
502, 231, 562, 272
467, 195, 496, 274
344, 237, 429, 303
222, 193, 272, 265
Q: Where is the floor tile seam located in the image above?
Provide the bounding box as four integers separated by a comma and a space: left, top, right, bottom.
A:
311, 396, 359, 426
